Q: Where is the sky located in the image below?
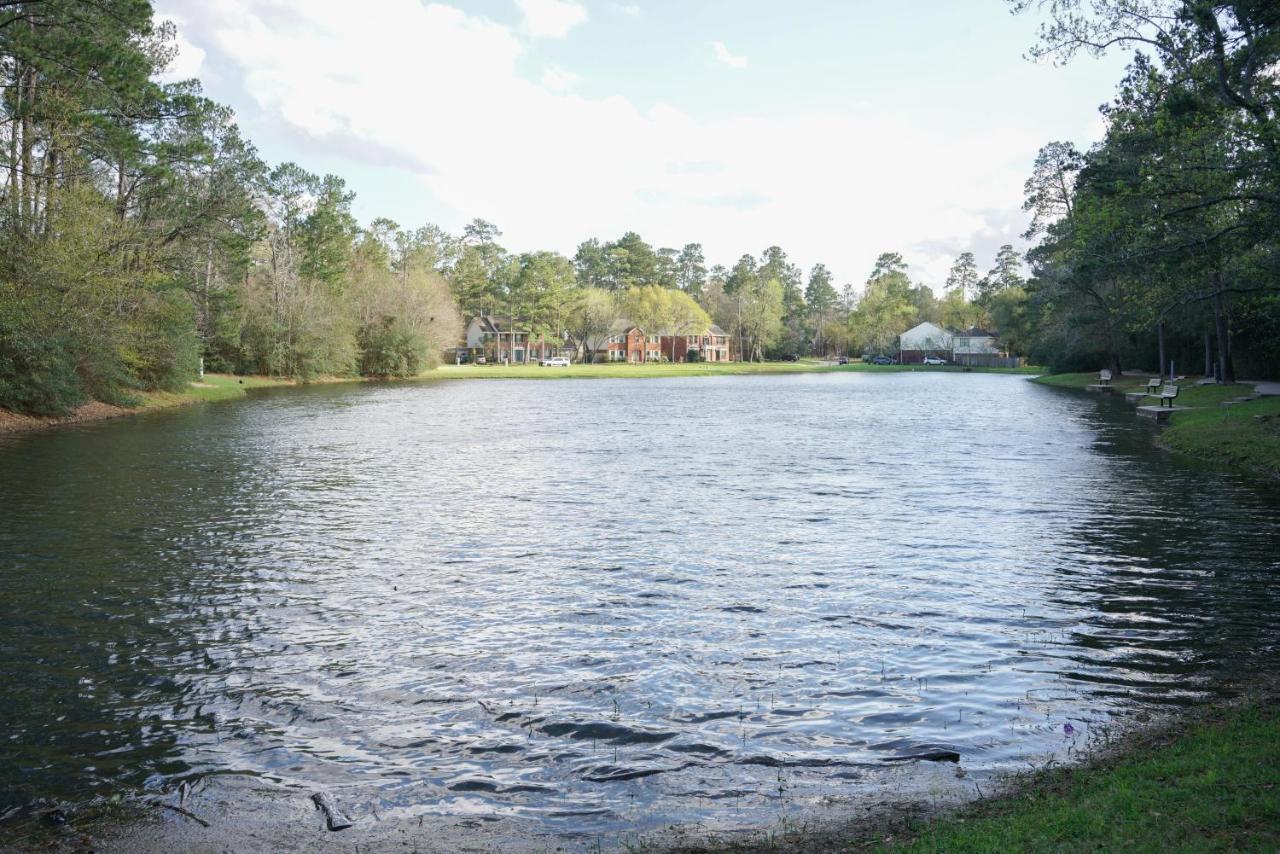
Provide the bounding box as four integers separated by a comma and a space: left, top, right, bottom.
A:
154, 0, 1129, 290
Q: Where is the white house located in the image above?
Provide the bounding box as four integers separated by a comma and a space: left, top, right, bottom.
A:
899, 322, 953, 363
952, 327, 1001, 359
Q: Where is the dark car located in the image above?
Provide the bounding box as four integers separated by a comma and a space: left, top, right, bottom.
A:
837, 356, 849, 365
781, 354, 799, 362
869, 355, 893, 366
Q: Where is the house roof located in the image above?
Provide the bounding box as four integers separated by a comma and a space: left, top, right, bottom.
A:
607, 318, 642, 335
470, 315, 524, 334
956, 326, 997, 338
903, 321, 946, 334
707, 324, 727, 336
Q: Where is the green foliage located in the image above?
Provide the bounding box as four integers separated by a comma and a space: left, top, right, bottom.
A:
0, 290, 84, 416
1162, 396, 1280, 478
123, 290, 199, 392
1012, 2, 1280, 379
850, 254, 918, 354
884, 702, 1280, 852
357, 320, 428, 378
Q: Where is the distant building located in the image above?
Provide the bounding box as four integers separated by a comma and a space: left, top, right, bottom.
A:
461, 316, 571, 364
602, 320, 648, 363
463, 315, 529, 363
952, 327, 1003, 366
660, 324, 731, 363
898, 322, 953, 363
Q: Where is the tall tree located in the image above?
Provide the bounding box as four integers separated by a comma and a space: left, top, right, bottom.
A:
805, 263, 839, 355
945, 252, 980, 299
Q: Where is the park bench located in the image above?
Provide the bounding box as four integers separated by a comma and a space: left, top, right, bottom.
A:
1146, 377, 1161, 394
1160, 384, 1180, 407
1099, 369, 1113, 386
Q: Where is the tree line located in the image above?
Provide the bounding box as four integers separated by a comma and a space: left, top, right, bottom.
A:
1010, 0, 1280, 380
12, 2, 1265, 419
0, 0, 1009, 417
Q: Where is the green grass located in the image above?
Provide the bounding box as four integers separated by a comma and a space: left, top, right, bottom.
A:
1031, 371, 1152, 391
881, 702, 1280, 853
1162, 395, 1280, 479
433, 361, 1042, 380
1033, 372, 1279, 477
140, 373, 292, 408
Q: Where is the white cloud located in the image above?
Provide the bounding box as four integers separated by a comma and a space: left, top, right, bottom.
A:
618, 3, 640, 17
514, 0, 587, 39
711, 41, 748, 69
155, 0, 1035, 289
154, 15, 206, 82
540, 65, 581, 91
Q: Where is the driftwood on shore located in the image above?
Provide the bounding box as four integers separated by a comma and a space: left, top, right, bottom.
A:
311, 791, 353, 831
883, 749, 961, 763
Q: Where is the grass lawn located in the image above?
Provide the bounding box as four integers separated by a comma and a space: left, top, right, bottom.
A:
879, 701, 1280, 853
663, 697, 1279, 853
433, 361, 1042, 380
1161, 396, 1280, 479
1033, 372, 1279, 477
140, 373, 293, 408
1031, 371, 1153, 391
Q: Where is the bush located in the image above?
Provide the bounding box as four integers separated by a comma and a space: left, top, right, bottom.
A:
358, 318, 428, 377
0, 294, 85, 416
124, 290, 200, 392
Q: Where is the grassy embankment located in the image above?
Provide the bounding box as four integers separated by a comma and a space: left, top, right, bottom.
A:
0, 374, 292, 435
434, 360, 1042, 380
1032, 372, 1280, 478
881, 700, 1280, 852
662, 697, 1278, 853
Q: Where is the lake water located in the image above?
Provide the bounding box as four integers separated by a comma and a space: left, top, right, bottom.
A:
2, 372, 1278, 841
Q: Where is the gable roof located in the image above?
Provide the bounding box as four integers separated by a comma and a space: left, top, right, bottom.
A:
470, 315, 528, 334
901, 321, 947, 336
607, 318, 643, 335
956, 326, 997, 338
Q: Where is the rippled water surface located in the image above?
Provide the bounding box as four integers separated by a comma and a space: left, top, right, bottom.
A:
2, 373, 1279, 836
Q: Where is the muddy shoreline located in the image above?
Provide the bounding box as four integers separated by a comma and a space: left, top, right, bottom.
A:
1, 704, 1173, 853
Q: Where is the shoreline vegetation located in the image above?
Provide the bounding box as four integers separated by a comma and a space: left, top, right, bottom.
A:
652, 688, 1279, 853
0, 361, 1040, 436
1031, 372, 1280, 479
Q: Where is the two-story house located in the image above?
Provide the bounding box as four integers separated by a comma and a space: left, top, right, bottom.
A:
660, 324, 731, 362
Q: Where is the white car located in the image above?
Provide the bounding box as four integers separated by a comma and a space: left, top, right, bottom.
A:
540, 357, 571, 367
922, 356, 948, 366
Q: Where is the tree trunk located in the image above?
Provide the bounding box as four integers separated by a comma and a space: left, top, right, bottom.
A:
1157, 321, 1167, 381
1203, 328, 1211, 379
8, 60, 19, 233
1212, 273, 1234, 383
20, 62, 35, 235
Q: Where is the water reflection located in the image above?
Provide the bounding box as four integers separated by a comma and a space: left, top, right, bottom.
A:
1, 373, 1278, 835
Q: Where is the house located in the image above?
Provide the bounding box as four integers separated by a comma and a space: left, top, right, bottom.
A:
898, 322, 953, 363
463, 315, 530, 363
659, 324, 731, 362
951, 327, 1004, 367
601, 320, 648, 363
461, 316, 573, 363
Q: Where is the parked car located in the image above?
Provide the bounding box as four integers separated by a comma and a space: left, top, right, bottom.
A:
837, 356, 849, 365
540, 357, 571, 367
781, 354, 799, 362
922, 355, 948, 366
869, 355, 894, 366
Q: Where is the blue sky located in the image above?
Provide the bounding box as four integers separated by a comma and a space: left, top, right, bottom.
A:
156, 0, 1129, 287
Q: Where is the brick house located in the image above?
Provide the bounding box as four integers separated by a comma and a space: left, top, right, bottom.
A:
659, 324, 731, 362
602, 321, 648, 362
